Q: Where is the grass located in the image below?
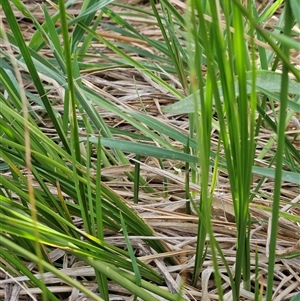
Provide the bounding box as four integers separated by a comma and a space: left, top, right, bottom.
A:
0, 0, 300, 300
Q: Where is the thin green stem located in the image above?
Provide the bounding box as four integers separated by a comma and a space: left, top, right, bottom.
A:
266, 2, 294, 300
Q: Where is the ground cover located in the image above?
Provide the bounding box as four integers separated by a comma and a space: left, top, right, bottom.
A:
0, 0, 299, 300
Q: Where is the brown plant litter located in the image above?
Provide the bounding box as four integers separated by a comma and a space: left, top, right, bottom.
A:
0, 0, 299, 300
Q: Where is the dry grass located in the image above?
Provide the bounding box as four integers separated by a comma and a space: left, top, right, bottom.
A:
0, 0, 299, 300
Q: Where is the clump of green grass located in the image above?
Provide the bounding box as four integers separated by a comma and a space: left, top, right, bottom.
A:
0, 0, 299, 300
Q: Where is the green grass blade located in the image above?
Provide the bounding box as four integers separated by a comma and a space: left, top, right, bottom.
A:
0, 0, 70, 152
58, 0, 91, 234
120, 213, 141, 287
0, 235, 105, 301
84, 137, 199, 163
266, 2, 295, 300
163, 70, 300, 114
